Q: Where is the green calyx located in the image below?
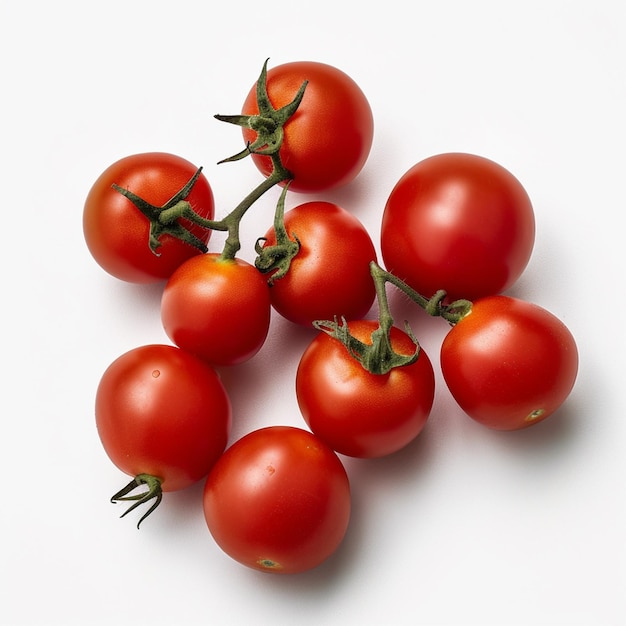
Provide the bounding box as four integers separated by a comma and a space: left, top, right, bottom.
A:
377, 269, 473, 325
112, 167, 212, 255
314, 316, 421, 376
254, 184, 300, 284
110, 473, 163, 529
214, 58, 307, 164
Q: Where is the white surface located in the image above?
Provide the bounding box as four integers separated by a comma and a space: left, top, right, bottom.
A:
2, 1, 625, 625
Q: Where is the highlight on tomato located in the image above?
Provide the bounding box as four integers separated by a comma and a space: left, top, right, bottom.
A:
256, 200, 378, 327
440, 295, 579, 431
381, 152, 536, 302
160, 253, 272, 367
83, 152, 215, 283
240, 60, 374, 192
296, 319, 435, 458
95, 344, 232, 527
203, 426, 351, 574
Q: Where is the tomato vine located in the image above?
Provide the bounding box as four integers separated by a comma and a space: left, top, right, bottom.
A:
112, 58, 307, 262
313, 261, 474, 375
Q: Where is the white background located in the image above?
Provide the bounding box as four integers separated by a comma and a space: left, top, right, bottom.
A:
1, 1, 624, 625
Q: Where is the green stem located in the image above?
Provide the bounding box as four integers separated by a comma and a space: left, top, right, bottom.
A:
218, 156, 291, 261
173, 161, 291, 261
372, 262, 473, 324
363, 261, 422, 372
206, 59, 307, 260
313, 263, 422, 375
313, 262, 474, 375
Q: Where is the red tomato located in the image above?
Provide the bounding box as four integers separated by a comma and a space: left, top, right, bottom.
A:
161, 253, 271, 366
242, 61, 374, 192
381, 153, 535, 302
260, 201, 377, 326
296, 320, 435, 458
203, 426, 350, 574
83, 152, 215, 283
440, 296, 578, 430
95, 344, 232, 492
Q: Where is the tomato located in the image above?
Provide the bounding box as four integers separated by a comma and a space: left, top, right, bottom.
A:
203, 426, 350, 574
381, 153, 535, 302
242, 61, 374, 192
161, 253, 271, 367
296, 320, 435, 458
259, 201, 377, 326
95, 344, 232, 494
440, 296, 578, 431
83, 152, 215, 283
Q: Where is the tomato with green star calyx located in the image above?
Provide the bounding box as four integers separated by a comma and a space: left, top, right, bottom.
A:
96, 344, 232, 527
241, 61, 374, 193
257, 200, 377, 327
440, 295, 578, 430
83, 152, 215, 283
296, 319, 435, 458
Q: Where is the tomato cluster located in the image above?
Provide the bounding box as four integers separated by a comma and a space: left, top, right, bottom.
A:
84, 59, 578, 574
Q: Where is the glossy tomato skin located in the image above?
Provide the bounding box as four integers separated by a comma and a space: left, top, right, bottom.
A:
203, 426, 350, 575
83, 152, 215, 283
95, 344, 232, 491
296, 320, 435, 458
440, 296, 578, 431
242, 61, 374, 192
381, 153, 535, 302
262, 201, 377, 326
161, 253, 271, 367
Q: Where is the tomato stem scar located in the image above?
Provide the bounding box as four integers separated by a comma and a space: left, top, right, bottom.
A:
525, 409, 545, 421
